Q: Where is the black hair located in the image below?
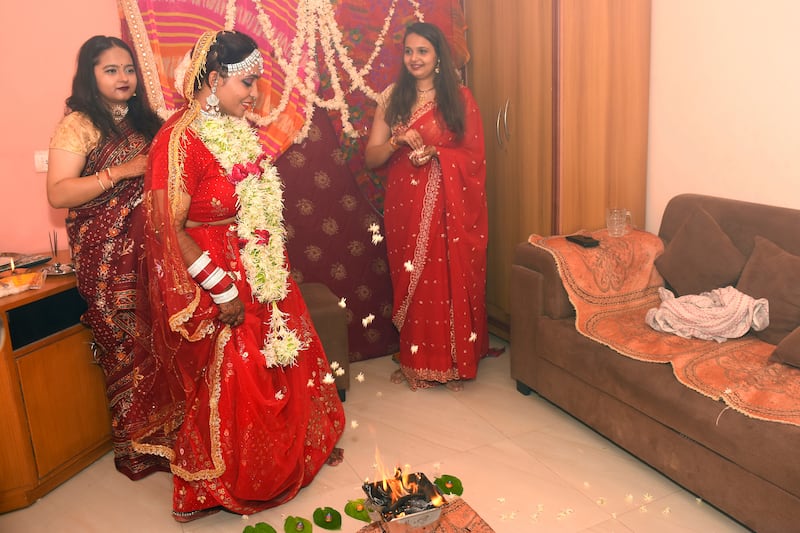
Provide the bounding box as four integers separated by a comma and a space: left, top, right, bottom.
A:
384, 22, 465, 139
193, 30, 260, 92
65, 35, 162, 141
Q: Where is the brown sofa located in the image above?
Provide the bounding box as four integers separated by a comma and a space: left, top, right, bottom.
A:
510, 194, 800, 532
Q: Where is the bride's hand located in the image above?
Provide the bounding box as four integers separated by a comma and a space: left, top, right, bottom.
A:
218, 297, 245, 326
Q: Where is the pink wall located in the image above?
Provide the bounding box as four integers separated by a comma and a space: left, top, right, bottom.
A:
0, 0, 119, 254
3, 1, 799, 254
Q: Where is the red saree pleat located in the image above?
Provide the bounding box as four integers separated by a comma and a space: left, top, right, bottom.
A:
384, 87, 489, 389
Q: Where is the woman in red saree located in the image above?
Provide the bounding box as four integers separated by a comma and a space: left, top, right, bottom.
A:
132, 31, 345, 522
46, 36, 166, 480
365, 23, 488, 391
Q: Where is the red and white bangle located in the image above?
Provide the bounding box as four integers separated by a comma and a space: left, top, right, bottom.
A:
210, 284, 239, 304
199, 266, 228, 291
188, 252, 237, 303
187, 252, 212, 277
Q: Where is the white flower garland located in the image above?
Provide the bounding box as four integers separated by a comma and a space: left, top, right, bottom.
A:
161, 1, 427, 143
195, 114, 306, 367
248, 0, 425, 142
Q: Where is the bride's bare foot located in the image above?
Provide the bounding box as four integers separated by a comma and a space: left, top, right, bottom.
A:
390, 369, 406, 384
326, 447, 344, 466
445, 380, 464, 392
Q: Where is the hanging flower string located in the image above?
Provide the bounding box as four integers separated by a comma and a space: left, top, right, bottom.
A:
195, 114, 305, 367
248, 0, 425, 142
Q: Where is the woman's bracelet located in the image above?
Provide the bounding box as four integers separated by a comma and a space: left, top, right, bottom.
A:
187, 252, 212, 277
104, 167, 116, 187
188, 252, 237, 303
389, 136, 399, 151
95, 172, 107, 192
211, 284, 239, 304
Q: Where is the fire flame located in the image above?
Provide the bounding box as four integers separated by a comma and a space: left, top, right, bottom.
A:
371, 448, 444, 508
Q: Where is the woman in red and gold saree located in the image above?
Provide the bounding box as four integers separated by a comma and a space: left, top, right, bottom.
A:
132, 31, 344, 522
365, 23, 488, 391
47, 36, 166, 480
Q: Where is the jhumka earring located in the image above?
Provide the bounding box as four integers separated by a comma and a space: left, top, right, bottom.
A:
435, 59, 441, 74
205, 77, 220, 116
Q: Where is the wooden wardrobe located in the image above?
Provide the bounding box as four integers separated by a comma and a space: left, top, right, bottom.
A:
465, 0, 652, 337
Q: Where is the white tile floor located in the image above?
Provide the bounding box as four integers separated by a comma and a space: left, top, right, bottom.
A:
0, 339, 749, 533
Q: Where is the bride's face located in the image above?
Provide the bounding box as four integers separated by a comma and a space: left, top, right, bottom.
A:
216, 72, 260, 118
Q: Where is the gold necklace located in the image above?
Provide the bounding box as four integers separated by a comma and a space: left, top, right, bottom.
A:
416, 86, 435, 104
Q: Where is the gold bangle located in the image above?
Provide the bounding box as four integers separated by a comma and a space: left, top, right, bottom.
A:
389, 136, 399, 150
96, 172, 107, 192
105, 167, 115, 187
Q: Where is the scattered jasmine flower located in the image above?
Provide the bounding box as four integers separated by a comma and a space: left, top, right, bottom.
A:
411, 179, 419, 185
643, 493, 654, 502
639, 505, 649, 513
410, 344, 419, 354
307, 379, 315, 387
404, 260, 414, 272
371, 233, 384, 245
362, 314, 375, 327
468, 332, 477, 342
323, 373, 335, 384
351, 420, 359, 429
355, 372, 365, 382
275, 390, 285, 400
452, 237, 459, 242
330, 361, 340, 370
242, 514, 249, 520
368, 223, 380, 234
335, 368, 345, 377
338, 297, 347, 308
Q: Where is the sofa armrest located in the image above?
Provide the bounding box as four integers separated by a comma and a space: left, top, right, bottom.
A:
512, 242, 574, 320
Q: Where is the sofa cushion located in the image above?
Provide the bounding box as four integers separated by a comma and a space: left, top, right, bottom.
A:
654, 207, 746, 296
770, 327, 800, 368
736, 236, 800, 345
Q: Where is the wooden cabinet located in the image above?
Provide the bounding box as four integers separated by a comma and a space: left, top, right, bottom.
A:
465, 0, 651, 336
0, 259, 111, 513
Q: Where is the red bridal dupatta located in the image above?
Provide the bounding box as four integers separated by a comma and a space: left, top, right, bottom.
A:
385, 87, 488, 389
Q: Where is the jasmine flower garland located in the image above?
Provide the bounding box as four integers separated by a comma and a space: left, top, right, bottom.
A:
195, 114, 306, 367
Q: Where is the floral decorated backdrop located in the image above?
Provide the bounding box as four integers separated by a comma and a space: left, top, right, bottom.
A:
118, 0, 467, 360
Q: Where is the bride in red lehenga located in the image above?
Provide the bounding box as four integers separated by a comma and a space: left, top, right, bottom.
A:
365, 23, 489, 391
130, 30, 344, 522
